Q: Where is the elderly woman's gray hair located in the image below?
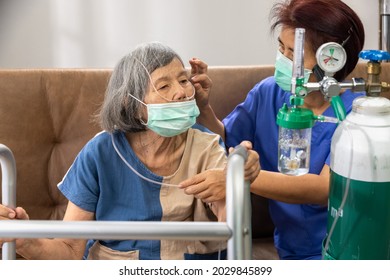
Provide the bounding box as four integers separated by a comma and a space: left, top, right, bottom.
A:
99, 42, 184, 133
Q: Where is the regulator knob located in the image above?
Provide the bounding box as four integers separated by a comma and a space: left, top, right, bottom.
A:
359, 50, 390, 62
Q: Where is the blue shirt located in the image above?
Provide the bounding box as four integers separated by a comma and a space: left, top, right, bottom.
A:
58, 128, 227, 260
223, 76, 364, 259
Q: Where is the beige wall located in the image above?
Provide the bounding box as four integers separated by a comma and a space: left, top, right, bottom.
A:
0, 0, 378, 68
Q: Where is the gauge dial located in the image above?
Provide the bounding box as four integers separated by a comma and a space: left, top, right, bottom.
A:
316, 42, 347, 74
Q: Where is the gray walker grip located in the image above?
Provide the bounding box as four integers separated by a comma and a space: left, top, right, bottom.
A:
226, 144, 252, 259
229, 144, 248, 161
1, 144, 17, 260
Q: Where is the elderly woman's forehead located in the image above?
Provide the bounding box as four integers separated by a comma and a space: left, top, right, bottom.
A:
150, 58, 187, 76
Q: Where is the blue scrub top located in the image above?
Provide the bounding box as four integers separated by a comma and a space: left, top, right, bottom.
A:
223, 76, 364, 259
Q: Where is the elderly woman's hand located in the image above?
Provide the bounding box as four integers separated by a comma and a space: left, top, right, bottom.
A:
179, 169, 226, 203
179, 141, 260, 203
189, 58, 212, 110
0, 205, 29, 247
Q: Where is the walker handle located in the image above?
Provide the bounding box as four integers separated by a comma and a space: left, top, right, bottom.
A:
1, 144, 17, 260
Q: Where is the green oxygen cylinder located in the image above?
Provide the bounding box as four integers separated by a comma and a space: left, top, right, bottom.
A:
323, 96, 390, 260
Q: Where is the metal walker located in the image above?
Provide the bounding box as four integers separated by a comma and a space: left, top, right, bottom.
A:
0, 144, 252, 260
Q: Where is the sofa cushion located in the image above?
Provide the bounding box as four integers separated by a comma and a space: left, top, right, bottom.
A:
0, 69, 110, 219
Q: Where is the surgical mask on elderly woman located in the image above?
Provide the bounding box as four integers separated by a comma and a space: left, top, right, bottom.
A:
274, 50, 312, 92
129, 90, 200, 137
142, 99, 199, 137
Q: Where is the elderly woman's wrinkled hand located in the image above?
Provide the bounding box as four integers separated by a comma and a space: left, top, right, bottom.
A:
179, 141, 260, 203
0, 205, 29, 247
179, 169, 226, 203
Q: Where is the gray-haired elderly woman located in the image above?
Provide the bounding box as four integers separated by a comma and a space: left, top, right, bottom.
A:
0, 42, 260, 260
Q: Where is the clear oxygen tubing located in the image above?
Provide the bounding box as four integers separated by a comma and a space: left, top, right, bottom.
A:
322, 121, 353, 259
316, 116, 339, 124
316, 112, 347, 256
322, 120, 376, 258
111, 133, 181, 187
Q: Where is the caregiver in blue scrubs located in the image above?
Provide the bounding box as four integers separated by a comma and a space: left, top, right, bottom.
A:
181, 0, 365, 260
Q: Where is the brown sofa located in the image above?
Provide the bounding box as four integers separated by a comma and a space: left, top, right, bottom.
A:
1, 63, 389, 260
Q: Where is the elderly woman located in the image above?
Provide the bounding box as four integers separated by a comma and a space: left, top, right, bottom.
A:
0, 42, 259, 260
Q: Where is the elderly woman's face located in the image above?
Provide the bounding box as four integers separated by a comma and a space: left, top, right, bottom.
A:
144, 58, 194, 104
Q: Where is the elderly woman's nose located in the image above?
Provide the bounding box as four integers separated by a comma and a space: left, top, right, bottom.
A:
172, 83, 188, 100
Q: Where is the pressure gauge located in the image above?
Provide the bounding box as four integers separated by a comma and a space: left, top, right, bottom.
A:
316, 42, 347, 74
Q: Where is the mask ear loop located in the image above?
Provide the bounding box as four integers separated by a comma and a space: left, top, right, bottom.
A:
127, 94, 148, 126
126, 57, 158, 126
134, 57, 195, 102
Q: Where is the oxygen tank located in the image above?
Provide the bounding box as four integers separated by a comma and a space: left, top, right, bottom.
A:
323, 96, 390, 259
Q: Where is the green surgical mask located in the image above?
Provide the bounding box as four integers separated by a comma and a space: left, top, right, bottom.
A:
142, 99, 200, 137
274, 50, 312, 92
130, 94, 200, 137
